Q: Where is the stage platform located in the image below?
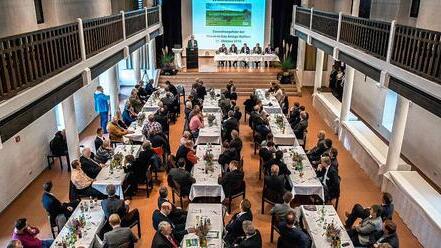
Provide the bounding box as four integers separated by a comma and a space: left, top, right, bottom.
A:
160, 57, 299, 96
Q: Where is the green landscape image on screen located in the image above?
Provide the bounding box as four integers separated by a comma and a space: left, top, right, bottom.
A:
206, 3, 251, 26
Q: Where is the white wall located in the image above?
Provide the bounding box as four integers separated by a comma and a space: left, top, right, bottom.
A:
0, 110, 57, 212
0, 0, 38, 38
73, 78, 100, 132
416, 0, 441, 31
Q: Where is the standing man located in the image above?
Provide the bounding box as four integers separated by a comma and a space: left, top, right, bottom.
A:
187, 35, 198, 49
94, 86, 110, 133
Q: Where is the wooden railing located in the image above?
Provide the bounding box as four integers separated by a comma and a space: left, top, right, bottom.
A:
125, 9, 146, 38
340, 15, 390, 59
83, 14, 124, 58
391, 25, 441, 84
0, 23, 81, 100
295, 7, 311, 28
147, 6, 160, 26
311, 10, 339, 39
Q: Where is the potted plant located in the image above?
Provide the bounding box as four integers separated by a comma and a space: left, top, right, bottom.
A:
160, 46, 176, 75
277, 40, 296, 84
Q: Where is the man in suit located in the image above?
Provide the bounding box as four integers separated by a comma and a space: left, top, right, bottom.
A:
103, 214, 138, 248
224, 199, 253, 245
316, 156, 340, 203
223, 111, 239, 142
278, 211, 311, 248
157, 186, 187, 225
270, 192, 300, 223
288, 103, 303, 127
264, 165, 288, 203
79, 147, 103, 179
187, 35, 198, 49
229, 44, 238, 67
264, 150, 291, 176
264, 43, 273, 54
373, 220, 399, 248
218, 141, 240, 169
168, 159, 196, 196
101, 184, 140, 228
235, 220, 262, 248
252, 43, 263, 67
240, 43, 251, 67
306, 130, 327, 161
218, 160, 244, 196
41, 181, 77, 230
94, 128, 105, 152
151, 221, 179, 248
152, 202, 194, 242
229, 130, 243, 155
293, 111, 309, 139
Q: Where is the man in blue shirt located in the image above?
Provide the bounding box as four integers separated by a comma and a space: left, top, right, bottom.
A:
94, 86, 110, 133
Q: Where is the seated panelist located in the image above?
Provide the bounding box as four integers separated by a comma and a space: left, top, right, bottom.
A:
229, 44, 238, 67
264, 44, 273, 54
253, 43, 262, 54
240, 43, 250, 67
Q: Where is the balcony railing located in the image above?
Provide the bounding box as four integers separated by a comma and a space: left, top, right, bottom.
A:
294, 6, 441, 85
0, 6, 161, 101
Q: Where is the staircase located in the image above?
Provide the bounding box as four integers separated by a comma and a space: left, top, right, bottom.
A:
158, 71, 300, 96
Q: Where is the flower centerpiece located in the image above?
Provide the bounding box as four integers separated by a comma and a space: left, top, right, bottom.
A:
196, 217, 211, 248
203, 150, 214, 173
207, 114, 216, 127
275, 114, 285, 132
325, 222, 342, 248
60, 214, 87, 247
137, 113, 145, 126
291, 151, 304, 173
209, 89, 216, 99
110, 152, 124, 171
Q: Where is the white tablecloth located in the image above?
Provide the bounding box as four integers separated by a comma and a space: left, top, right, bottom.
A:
203, 89, 222, 112
268, 114, 298, 146
279, 146, 325, 201
214, 53, 280, 63
142, 88, 166, 112
382, 171, 441, 248
183, 203, 224, 248
339, 121, 411, 186
301, 205, 354, 248
255, 89, 282, 114
312, 92, 358, 134
51, 200, 105, 248
196, 112, 222, 145
92, 145, 141, 199
123, 110, 156, 143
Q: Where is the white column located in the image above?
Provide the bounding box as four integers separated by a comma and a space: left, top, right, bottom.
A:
313, 48, 325, 94
133, 49, 142, 83
296, 38, 306, 89
384, 96, 410, 172
148, 38, 157, 78
351, 0, 360, 17
99, 65, 120, 116
62, 95, 80, 163
340, 66, 355, 123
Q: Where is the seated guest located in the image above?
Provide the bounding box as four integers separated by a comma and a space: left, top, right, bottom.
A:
273, 83, 283, 103
134, 141, 158, 183
189, 110, 204, 138
223, 110, 239, 141
145, 79, 157, 96
101, 184, 140, 228
188, 104, 200, 121
80, 147, 103, 179
264, 43, 273, 54
152, 202, 193, 242
122, 155, 138, 196
165, 81, 178, 97
260, 132, 274, 148
143, 114, 163, 139
129, 88, 143, 113
157, 186, 187, 225
218, 160, 244, 196
345, 192, 394, 229
293, 111, 309, 139
218, 141, 240, 169
161, 92, 175, 110
306, 130, 327, 162
373, 220, 399, 248
278, 211, 311, 248
264, 150, 291, 176
103, 214, 138, 248
316, 156, 340, 203
95, 140, 114, 164
149, 128, 170, 157
115, 110, 129, 130
155, 107, 170, 134
180, 131, 192, 146
288, 102, 303, 127
348, 205, 384, 246
196, 81, 207, 101
184, 101, 193, 128
280, 89, 289, 115
108, 116, 130, 143
235, 220, 262, 248
259, 141, 276, 161
176, 140, 198, 172
42, 181, 77, 230
270, 192, 300, 223
12, 218, 53, 248
264, 165, 288, 203
233, 105, 242, 121
255, 112, 271, 139
224, 199, 253, 245
6, 240, 22, 248
329, 147, 339, 171
49, 130, 68, 156
151, 221, 179, 248
94, 127, 106, 152
168, 158, 196, 196
229, 130, 242, 154
122, 102, 137, 127
136, 80, 148, 101
71, 160, 106, 199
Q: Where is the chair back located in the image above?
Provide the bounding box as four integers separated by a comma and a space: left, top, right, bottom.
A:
176, 84, 185, 96
47, 214, 59, 238
95, 233, 104, 248
228, 180, 245, 197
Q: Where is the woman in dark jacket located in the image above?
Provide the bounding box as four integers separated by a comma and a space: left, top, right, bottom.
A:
50, 131, 68, 156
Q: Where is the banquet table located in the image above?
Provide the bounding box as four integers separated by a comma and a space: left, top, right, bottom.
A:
142, 89, 166, 112
51, 200, 105, 248
182, 203, 224, 248
92, 145, 141, 199
254, 89, 282, 114
203, 89, 222, 112
214, 53, 280, 67
123, 110, 156, 143
190, 144, 225, 201
268, 114, 298, 146
301, 205, 354, 248
196, 112, 222, 145
279, 146, 325, 201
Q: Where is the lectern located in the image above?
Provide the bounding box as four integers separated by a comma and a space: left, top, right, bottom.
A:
186, 48, 199, 69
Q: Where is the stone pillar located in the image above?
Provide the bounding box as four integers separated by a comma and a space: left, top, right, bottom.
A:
133, 49, 142, 83
384, 95, 410, 171
313, 49, 325, 94
340, 65, 355, 123
99, 65, 120, 116
351, 0, 360, 17
296, 38, 306, 89
62, 95, 80, 163
148, 38, 157, 80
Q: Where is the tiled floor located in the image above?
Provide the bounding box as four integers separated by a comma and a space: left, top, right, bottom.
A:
0, 88, 422, 247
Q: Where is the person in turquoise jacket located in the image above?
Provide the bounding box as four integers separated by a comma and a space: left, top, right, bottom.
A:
94, 86, 110, 133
